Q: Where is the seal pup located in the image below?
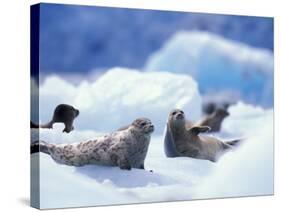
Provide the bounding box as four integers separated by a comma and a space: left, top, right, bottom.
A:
30, 104, 79, 133
31, 118, 154, 170
195, 108, 229, 132
164, 109, 240, 162
203, 101, 230, 115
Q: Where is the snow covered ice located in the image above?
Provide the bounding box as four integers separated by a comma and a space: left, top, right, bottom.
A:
32, 103, 273, 208
31, 68, 273, 208
35, 68, 202, 134
193, 102, 273, 199
145, 31, 274, 107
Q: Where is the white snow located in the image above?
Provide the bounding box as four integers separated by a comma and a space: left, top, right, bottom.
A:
193, 102, 274, 198
31, 67, 273, 208
145, 31, 274, 107
36, 68, 202, 134
34, 129, 212, 209
31, 96, 273, 208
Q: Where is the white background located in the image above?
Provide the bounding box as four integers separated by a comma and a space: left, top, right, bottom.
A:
0, 0, 280, 211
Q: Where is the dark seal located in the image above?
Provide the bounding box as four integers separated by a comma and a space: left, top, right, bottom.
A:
31, 104, 79, 133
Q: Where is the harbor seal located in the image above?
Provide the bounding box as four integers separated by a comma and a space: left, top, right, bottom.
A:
30, 104, 79, 133
195, 108, 229, 132
164, 109, 240, 162
203, 101, 230, 115
31, 118, 154, 170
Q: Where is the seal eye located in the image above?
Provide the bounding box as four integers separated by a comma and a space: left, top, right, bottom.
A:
140, 122, 146, 127
172, 111, 177, 116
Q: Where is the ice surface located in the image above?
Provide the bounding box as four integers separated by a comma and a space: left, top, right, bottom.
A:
193, 102, 273, 198
36, 68, 202, 134
145, 31, 273, 107
31, 67, 273, 208
31, 101, 273, 209
34, 129, 212, 208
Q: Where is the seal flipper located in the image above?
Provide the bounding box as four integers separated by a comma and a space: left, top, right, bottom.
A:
224, 139, 243, 148
31, 140, 51, 155
164, 123, 181, 157
30, 121, 53, 129
117, 156, 131, 170
189, 126, 211, 135
63, 119, 74, 133
221, 139, 242, 150
30, 121, 39, 128
225, 139, 242, 146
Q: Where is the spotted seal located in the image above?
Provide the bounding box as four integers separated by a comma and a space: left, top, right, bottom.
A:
31, 118, 154, 170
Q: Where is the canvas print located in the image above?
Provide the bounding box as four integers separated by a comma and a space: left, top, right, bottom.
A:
30, 3, 274, 209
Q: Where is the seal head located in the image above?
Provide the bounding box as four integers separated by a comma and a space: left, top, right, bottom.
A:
168, 109, 186, 129
52, 104, 80, 133
215, 108, 229, 118
131, 118, 154, 135
164, 109, 186, 158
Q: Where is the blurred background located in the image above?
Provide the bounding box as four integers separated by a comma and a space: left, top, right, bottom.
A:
38, 3, 273, 74
33, 3, 274, 126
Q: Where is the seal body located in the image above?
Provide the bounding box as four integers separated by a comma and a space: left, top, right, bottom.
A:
32, 118, 154, 170
164, 109, 239, 162
164, 124, 180, 158
195, 108, 229, 132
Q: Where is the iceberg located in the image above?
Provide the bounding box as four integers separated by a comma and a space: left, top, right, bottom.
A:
37, 68, 202, 134
145, 31, 274, 107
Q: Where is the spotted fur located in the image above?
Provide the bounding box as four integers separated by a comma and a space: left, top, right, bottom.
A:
31, 118, 154, 170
